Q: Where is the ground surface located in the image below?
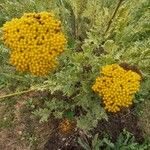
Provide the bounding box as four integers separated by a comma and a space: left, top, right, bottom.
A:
0, 91, 52, 150
0, 90, 149, 150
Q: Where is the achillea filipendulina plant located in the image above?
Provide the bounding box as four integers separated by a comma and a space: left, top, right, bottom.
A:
2, 12, 67, 76
92, 64, 141, 113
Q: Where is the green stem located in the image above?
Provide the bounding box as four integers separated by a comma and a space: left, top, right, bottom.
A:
0, 89, 35, 100
104, 0, 124, 35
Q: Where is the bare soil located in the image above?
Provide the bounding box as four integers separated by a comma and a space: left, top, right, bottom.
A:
0, 91, 52, 150
93, 108, 143, 143
44, 107, 144, 150
0, 91, 145, 150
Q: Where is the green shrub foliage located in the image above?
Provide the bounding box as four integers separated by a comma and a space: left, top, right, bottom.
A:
0, 0, 149, 131
78, 130, 150, 150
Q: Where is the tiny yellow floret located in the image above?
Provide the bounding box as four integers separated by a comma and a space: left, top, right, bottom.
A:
92, 64, 141, 113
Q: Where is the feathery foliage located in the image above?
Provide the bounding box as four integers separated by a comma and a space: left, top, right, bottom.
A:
78, 130, 150, 150
0, 0, 149, 131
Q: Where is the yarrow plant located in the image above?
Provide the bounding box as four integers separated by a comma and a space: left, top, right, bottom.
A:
2, 12, 67, 76
92, 64, 141, 112
0, 0, 149, 132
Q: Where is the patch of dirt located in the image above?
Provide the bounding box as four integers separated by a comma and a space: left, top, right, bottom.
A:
93, 108, 144, 143
44, 119, 83, 150
0, 91, 53, 150
44, 131, 83, 150
13, 91, 54, 150
0, 98, 28, 150
0, 129, 30, 150
44, 108, 144, 150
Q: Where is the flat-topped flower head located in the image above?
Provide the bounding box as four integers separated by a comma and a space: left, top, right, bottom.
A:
92, 64, 141, 113
2, 12, 67, 76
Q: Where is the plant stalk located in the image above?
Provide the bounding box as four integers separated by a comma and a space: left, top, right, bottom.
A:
0, 89, 35, 100
104, 0, 124, 35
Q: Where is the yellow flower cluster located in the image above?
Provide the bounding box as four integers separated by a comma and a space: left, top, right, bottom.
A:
59, 118, 75, 135
2, 12, 67, 76
92, 64, 141, 113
